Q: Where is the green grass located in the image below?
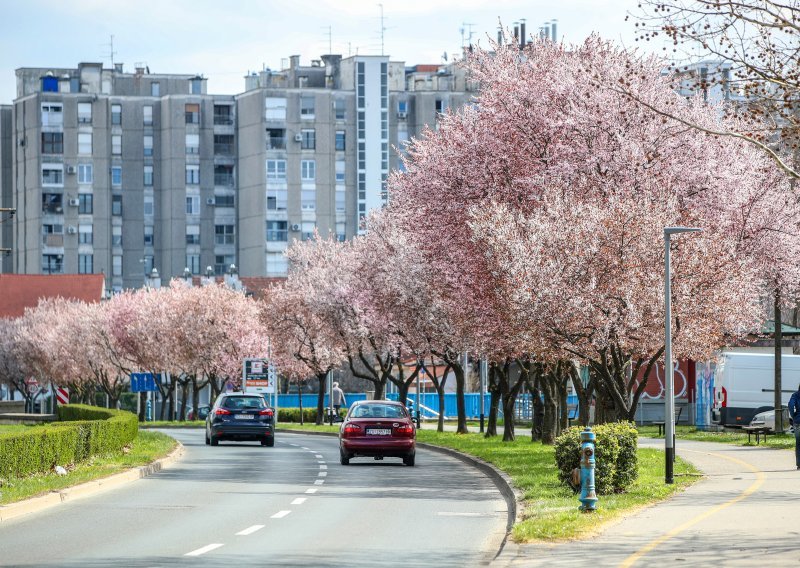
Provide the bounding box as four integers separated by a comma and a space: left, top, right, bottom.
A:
279, 423, 698, 542
140, 420, 205, 428
638, 424, 795, 449
0, 431, 177, 505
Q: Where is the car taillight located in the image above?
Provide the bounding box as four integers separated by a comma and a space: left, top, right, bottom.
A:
259, 408, 274, 417
395, 424, 414, 435
343, 423, 362, 434
215, 408, 231, 416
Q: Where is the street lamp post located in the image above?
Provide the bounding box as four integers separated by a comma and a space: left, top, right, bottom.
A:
663, 226, 702, 484
480, 357, 487, 433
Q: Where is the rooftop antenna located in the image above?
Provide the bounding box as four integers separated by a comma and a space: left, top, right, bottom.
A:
324, 25, 333, 54
378, 3, 386, 55
459, 22, 475, 49
104, 34, 117, 68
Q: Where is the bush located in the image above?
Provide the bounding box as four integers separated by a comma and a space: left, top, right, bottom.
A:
0, 405, 138, 480
278, 407, 345, 423
554, 421, 638, 495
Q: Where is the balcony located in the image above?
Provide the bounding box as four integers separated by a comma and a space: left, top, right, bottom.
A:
214, 174, 234, 187
214, 143, 234, 155
43, 234, 64, 247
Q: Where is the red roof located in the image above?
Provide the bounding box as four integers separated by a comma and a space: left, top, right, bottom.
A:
0, 274, 106, 319
410, 64, 441, 73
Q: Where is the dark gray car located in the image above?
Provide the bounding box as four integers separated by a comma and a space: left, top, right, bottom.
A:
205, 392, 275, 447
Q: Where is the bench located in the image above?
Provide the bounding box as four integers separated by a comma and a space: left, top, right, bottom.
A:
653, 407, 683, 437
742, 425, 769, 445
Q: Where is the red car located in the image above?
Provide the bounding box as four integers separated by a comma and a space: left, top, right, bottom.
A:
339, 400, 416, 466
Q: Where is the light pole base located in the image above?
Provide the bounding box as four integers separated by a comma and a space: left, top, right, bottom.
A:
665, 447, 675, 484
479, 414, 484, 433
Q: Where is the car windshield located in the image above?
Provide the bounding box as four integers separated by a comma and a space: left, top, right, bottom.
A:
222, 396, 266, 410
351, 404, 406, 419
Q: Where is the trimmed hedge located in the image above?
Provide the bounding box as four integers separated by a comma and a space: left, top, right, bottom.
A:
554, 421, 639, 495
278, 407, 345, 423
0, 405, 138, 480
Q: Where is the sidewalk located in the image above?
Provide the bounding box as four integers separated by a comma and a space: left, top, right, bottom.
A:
495, 437, 796, 567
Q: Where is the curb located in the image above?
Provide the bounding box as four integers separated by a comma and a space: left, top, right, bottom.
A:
0, 441, 184, 523
278, 428, 521, 560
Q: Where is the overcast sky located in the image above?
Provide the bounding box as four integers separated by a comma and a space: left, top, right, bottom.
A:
0, 0, 647, 103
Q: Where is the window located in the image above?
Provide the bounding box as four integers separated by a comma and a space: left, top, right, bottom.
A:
144, 165, 153, 186
214, 165, 234, 187
112, 225, 122, 246
143, 105, 153, 125
397, 100, 408, 116
78, 164, 92, 184
301, 188, 316, 210
42, 132, 63, 154
266, 160, 286, 180
186, 254, 200, 274
78, 194, 93, 214
143, 256, 154, 274
78, 133, 92, 155
301, 160, 316, 181
185, 134, 199, 155
186, 195, 200, 215
143, 196, 153, 216
301, 221, 316, 242
143, 135, 153, 157
435, 99, 444, 113
112, 255, 122, 277
214, 134, 234, 155
215, 194, 234, 207
78, 102, 92, 124
186, 225, 200, 245
144, 225, 154, 246
186, 165, 200, 185
150, 82, 160, 97
336, 222, 346, 242
267, 187, 287, 211
214, 255, 235, 275
265, 97, 287, 120
79, 224, 93, 244
215, 224, 235, 245
42, 254, 63, 274
335, 160, 345, 184
185, 103, 200, 124
336, 186, 346, 212
335, 130, 346, 151
266, 254, 288, 275
42, 193, 63, 214
190, 77, 202, 95
78, 254, 93, 274
266, 220, 288, 242
112, 135, 122, 155
333, 99, 346, 120
214, 105, 232, 125
300, 96, 315, 118
111, 166, 122, 187
300, 129, 315, 150
42, 167, 63, 186
41, 103, 63, 127
112, 195, 122, 216
266, 128, 285, 150
111, 104, 122, 125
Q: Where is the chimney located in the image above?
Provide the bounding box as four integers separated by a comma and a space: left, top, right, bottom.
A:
520, 20, 526, 48
513, 23, 519, 45
114, 63, 123, 73
289, 55, 300, 70
497, 27, 502, 45
551, 20, 558, 42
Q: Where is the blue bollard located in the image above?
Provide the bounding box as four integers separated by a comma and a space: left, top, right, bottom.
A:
579, 427, 598, 512
145, 399, 152, 422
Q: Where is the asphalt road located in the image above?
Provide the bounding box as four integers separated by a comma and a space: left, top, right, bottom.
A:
0, 429, 508, 567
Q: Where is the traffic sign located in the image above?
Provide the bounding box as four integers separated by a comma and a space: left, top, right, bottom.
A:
130, 372, 158, 392
56, 387, 69, 405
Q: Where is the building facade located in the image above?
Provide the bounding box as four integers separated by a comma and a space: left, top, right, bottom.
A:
3, 55, 475, 289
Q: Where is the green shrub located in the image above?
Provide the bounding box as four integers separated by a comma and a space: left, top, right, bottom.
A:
554, 421, 637, 495
0, 405, 138, 480
278, 407, 344, 423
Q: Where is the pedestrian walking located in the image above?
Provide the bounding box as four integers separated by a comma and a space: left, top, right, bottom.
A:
789, 383, 800, 469
332, 382, 346, 419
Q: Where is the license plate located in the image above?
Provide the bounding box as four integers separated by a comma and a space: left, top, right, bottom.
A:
367, 428, 391, 436
235, 414, 254, 420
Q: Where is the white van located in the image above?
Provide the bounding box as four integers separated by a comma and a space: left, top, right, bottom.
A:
711, 352, 800, 427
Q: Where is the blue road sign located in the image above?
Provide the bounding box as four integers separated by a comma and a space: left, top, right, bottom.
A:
130, 372, 158, 392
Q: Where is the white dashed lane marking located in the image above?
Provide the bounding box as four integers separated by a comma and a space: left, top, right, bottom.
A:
236, 525, 265, 536
271, 510, 291, 519
306, 488, 318, 494
315, 454, 323, 458
318, 472, 327, 477
314, 479, 325, 485
185, 544, 224, 557
291, 497, 307, 505
319, 464, 327, 469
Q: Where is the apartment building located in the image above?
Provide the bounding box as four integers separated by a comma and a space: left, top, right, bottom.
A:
3, 55, 474, 289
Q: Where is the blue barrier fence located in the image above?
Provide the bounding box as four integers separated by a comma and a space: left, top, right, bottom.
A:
277, 392, 578, 420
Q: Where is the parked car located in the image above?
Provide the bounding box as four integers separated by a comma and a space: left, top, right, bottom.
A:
748, 408, 791, 433
339, 400, 416, 466
205, 393, 274, 447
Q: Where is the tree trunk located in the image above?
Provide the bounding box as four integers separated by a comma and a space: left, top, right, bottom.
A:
775, 289, 784, 432
557, 379, 568, 434
179, 381, 189, 421
485, 364, 500, 437
540, 375, 558, 444
453, 362, 468, 434
315, 372, 327, 425
191, 377, 201, 421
